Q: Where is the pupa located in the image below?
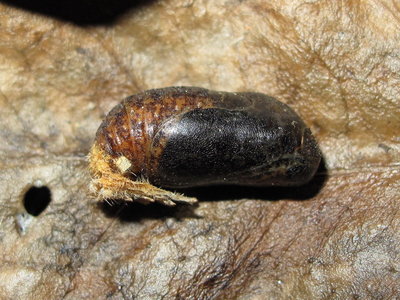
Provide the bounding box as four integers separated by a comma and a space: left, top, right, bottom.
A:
88, 87, 321, 206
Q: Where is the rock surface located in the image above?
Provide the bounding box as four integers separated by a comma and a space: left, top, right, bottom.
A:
0, 1, 399, 299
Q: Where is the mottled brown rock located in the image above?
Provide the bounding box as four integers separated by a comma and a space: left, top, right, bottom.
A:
0, 0, 399, 299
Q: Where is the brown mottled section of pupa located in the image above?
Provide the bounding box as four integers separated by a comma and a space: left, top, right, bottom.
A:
94, 87, 215, 175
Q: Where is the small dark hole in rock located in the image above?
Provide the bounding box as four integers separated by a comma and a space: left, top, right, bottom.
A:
23, 186, 51, 216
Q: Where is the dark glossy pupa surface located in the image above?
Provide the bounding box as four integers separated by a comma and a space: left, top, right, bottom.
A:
88, 87, 321, 206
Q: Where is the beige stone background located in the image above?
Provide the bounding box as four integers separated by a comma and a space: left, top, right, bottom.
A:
0, 0, 399, 299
